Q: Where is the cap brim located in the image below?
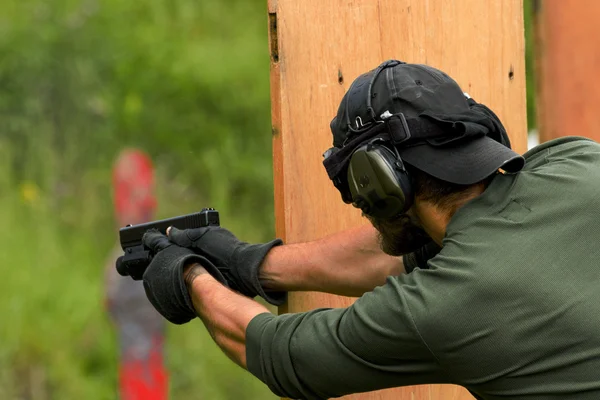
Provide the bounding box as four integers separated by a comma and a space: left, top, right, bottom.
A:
398, 136, 525, 185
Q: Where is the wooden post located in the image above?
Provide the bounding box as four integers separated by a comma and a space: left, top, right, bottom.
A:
534, 0, 600, 143
269, 1, 527, 399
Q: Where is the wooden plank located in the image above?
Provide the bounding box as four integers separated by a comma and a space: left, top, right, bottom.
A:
269, 1, 527, 398
534, 0, 600, 142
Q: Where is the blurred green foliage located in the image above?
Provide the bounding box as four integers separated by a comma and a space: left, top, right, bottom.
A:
524, 0, 537, 130
0, 0, 276, 398
0, 0, 536, 399
0, 0, 276, 235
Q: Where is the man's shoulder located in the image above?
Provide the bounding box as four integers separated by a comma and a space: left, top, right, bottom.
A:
397, 238, 517, 329
522, 136, 599, 168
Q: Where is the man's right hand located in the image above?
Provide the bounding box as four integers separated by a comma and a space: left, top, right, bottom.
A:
167, 226, 287, 306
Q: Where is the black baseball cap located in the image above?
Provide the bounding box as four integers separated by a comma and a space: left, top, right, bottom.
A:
327, 60, 524, 185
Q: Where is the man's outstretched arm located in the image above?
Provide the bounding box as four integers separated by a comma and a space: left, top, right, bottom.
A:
259, 225, 405, 297
183, 264, 265, 368
166, 223, 437, 305
184, 263, 445, 399
139, 231, 444, 399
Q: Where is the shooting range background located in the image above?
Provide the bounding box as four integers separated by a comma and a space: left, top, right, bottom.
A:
0, 0, 569, 398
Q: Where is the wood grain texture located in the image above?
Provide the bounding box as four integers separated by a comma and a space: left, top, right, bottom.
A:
269, 1, 527, 398
535, 0, 600, 142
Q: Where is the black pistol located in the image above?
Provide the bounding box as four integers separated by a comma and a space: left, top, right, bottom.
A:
115, 208, 220, 280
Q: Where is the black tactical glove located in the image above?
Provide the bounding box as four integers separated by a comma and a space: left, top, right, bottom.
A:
141, 230, 228, 324
167, 226, 287, 306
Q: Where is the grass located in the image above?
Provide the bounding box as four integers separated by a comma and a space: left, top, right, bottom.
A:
0, 166, 276, 399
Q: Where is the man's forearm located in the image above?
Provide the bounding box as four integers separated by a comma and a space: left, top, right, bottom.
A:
259, 225, 404, 297
186, 265, 269, 369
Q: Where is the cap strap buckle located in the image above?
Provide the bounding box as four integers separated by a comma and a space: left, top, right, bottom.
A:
387, 113, 411, 146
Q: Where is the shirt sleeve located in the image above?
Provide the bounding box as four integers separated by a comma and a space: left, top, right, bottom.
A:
245, 276, 450, 399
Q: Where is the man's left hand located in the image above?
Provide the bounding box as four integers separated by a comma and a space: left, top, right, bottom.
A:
141, 230, 228, 325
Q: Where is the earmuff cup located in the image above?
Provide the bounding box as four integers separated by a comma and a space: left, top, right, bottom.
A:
347, 141, 413, 218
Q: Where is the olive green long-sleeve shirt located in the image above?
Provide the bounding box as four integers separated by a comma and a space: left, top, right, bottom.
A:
246, 137, 600, 399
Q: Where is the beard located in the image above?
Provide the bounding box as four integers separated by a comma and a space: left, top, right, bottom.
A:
365, 212, 432, 256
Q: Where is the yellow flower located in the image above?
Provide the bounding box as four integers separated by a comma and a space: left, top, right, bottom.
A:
19, 181, 40, 205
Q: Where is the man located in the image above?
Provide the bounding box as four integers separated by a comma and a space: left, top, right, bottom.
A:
135, 60, 600, 399
105, 149, 167, 400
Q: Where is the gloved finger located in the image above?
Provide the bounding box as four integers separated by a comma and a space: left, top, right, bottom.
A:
167, 226, 211, 247
142, 229, 172, 253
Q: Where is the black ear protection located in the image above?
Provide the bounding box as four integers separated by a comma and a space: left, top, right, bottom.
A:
341, 60, 415, 218
347, 139, 414, 218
